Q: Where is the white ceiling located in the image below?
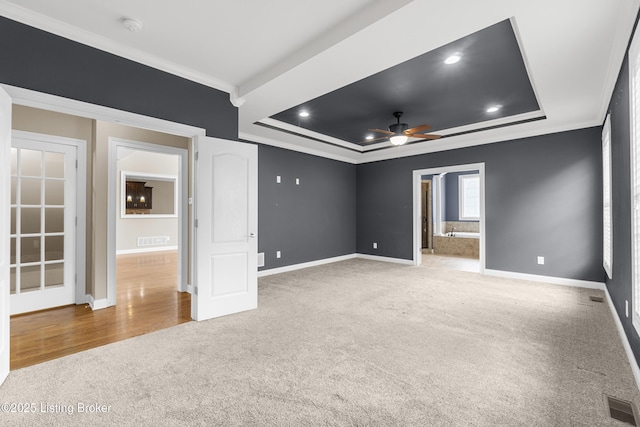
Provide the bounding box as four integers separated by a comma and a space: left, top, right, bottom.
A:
1, 0, 638, 163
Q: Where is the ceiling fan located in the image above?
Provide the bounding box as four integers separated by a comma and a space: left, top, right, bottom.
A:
367, 112, 441, 145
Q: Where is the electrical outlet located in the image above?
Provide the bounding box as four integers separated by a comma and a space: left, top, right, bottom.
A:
537, 256, 544, 265
276, 250, 281, 259
276, 175, 281, 183
373, 242, 378, 249
296, 178, 300, 185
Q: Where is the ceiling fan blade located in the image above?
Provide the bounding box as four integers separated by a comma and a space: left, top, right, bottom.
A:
411, 133, 441, 140
369, 128, 394, 135
404, 123, 431, 134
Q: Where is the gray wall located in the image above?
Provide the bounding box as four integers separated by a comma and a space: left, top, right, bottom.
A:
258, 145, 356, 270
443, 170, 479, 222
357, 128, 604, 282
0, 17, 237, 139
605, 49, 640, 365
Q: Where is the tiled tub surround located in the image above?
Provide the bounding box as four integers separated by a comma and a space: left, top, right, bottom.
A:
442, 221, 479, 234
434, 221, 479, 258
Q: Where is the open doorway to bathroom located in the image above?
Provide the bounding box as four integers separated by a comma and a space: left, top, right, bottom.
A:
412, 163, 485, 273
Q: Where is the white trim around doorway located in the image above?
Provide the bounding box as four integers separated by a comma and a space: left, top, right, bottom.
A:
412, 163, 486, 272
107, 138, 189, 308
3, 84, 206, 310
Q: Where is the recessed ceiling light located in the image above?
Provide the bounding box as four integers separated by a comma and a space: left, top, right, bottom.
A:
486, 105, 502, 113
299, 111, 310, 117
444, 54, 461, 65
365, 135, 374, 140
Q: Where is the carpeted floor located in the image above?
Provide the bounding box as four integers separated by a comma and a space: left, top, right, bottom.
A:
0, 258, 638, 426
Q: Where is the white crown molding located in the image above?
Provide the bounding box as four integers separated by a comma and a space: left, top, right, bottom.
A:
2, 84, 206, 138
258, 117, 364, 151
0, 1, 238, 101
239, 131, 359, 164
358, 117, 602, 164
595, 0, 640, 123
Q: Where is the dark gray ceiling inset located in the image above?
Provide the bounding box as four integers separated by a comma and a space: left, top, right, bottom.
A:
269, 19, 541, 147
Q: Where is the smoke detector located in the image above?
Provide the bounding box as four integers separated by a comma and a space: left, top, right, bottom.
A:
122, 18, 143, 33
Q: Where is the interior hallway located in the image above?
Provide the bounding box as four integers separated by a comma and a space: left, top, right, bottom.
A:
10, 250, 189, 370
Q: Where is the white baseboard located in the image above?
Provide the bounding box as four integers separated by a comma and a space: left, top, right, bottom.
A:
258, 254, 357, 277
355, 253, 415, 265
185, 284, 193, 294
484, 269, 605, 290
604, 287, 640, 393
116, 246, 178, 255
86, 294, 109, 310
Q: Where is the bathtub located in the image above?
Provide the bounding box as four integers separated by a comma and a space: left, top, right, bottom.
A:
444, 232, 479, 239
433, 233, 479, 257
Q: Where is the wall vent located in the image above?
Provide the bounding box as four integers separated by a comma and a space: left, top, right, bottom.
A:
137, 236, 170, 247
590, 296, 604, 303
605, 395, 637, 425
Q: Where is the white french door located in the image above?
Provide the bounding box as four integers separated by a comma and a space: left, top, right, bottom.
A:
0, 87, 12, 386
9, 134, 78, 315
193, 136, 257, 321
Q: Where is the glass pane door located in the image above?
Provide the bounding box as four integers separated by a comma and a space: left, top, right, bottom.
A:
10, 136, 76, 315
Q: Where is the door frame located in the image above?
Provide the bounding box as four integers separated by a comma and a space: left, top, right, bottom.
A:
11, 130, 87, 311
107, 138, 189, 306
412, 163, 486, 272
1, 84, 206, 310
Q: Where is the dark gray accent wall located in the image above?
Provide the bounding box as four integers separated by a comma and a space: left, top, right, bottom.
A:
258, 145, 356, 270
0, 17, 237, 139
357, 128, 604, 282
605, 51, 640, 365
444, 170, 479, 222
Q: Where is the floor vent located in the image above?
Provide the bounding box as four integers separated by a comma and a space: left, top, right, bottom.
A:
606, 395, 637, 425
590, 296, 604, 303
137, 236, 170, 247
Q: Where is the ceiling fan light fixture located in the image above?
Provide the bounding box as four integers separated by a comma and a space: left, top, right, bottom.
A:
390, 134, 408, 146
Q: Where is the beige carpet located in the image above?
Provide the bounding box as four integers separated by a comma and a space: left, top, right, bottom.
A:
1, 258, 638, 426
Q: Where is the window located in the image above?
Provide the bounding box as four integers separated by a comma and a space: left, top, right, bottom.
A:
459, 174, 480, 220
629, 30, 640, 334
603, 114, 613, 280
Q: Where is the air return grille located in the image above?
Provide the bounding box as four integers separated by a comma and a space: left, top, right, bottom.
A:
606, 395, 637, 425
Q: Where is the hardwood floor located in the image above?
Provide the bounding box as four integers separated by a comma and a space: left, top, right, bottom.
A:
10, 250, 191, 370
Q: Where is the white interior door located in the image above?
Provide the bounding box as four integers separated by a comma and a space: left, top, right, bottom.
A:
9, 136, 77, 315
193, 136, 257, 321
0, 87, 12, 386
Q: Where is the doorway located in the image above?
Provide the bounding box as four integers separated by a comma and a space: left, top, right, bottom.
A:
412, 163, 486, 272
111, 140, 187, 310
421, 180, 432, 250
